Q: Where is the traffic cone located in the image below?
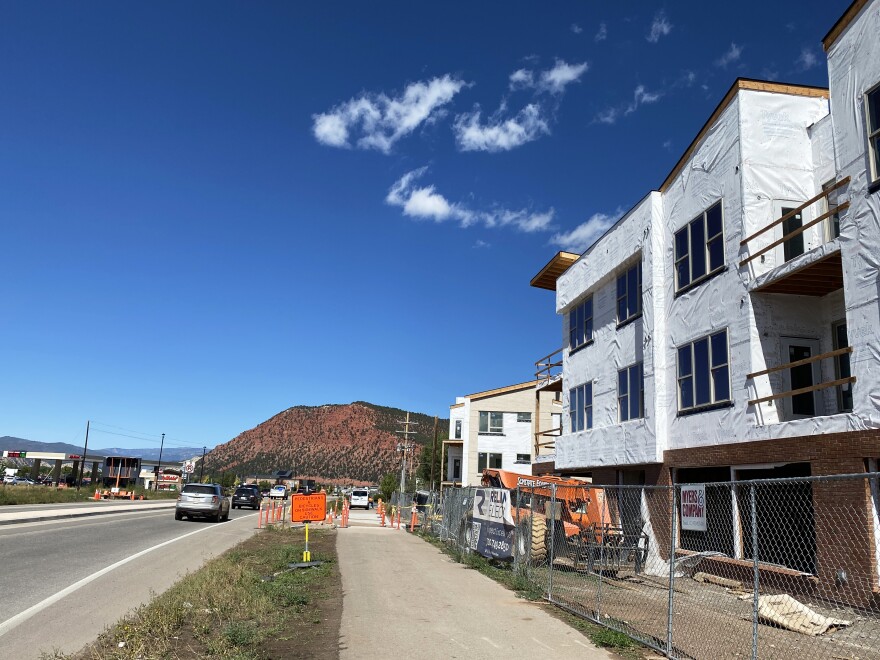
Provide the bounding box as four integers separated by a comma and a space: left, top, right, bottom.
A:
94, 490, 100, 501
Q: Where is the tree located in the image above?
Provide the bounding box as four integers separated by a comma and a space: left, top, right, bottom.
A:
417, 432, 447, 490
379, 472, 399, 504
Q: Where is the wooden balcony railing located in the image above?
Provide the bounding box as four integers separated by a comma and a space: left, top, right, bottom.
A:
535, 347, 563, 387
740, 177, 850, 268
746, 346, 855, 407
533, 426, 562, 454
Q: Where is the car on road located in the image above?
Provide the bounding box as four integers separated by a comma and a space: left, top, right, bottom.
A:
175, 483, 230, 522
7, 477, 36, 486
350, 488, 371, 509
269, 484, 288, 499
232, 485, 262, 509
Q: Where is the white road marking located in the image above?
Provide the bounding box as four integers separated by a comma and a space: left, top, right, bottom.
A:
0, 510, 171, 536
0, 513, 256, 638
480, 637, 501, 648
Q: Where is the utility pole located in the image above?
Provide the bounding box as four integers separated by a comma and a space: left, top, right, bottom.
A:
430, 416, 438, 492
199, 446, 206, 482
396, 412, 417, 503
77, 420, 90, 492
155, 433, 165, 492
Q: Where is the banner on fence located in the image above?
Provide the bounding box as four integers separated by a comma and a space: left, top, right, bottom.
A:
468, 487, 515, 559
680, 484, 707, 531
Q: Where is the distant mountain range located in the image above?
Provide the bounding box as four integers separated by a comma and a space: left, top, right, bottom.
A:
0, 436, 202, 463
206, 401, 447, 484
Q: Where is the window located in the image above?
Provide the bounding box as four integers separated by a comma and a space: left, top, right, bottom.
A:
478, 452, 503, 471
678, 329, 730, 412
618, 362, 644, 422
823, 180, 841, 241
515, 453, 530, 463
478, 411, 504, 434
569, 382, 593, 432
867, 83, 880, 185
781, 206, 805, 262
675, 201, 724, 292
454, 419, 462, 439
833, 321, 853, 412
452, 458, 461, 480
516, 412, 532, 423
569, 296, 594, 349
617, 263, 642, 324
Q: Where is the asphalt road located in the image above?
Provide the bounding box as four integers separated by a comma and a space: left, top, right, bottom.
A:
0, 502, 260, 658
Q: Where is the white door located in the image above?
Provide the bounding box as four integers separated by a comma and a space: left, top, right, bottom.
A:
781, 337, 824, 420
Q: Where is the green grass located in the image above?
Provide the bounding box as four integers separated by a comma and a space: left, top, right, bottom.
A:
43, 527, 334, 659
0, 484, 178, 506
416, 531, 645, 658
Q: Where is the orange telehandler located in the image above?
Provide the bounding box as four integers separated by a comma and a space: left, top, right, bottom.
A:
480, 468, 649, 573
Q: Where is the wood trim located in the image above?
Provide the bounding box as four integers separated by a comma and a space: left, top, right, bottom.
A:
746, 347, 852, 380
535, 427, 562, 438
739, 178, 849, 247
748, 376, 856, 406
449, 402, 465, 409
468, 380, 539, 401
536, 440, 557, 448
530, 251, 580, 291
659, 79, 828, 193
739, 202, 850, 267
822, 0, 870, 51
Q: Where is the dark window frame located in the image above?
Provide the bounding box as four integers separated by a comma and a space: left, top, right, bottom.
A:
616, 263, 643, 326
674, 201, 725, 293
832, 319, 853, 413
478, 411, 504, 435
478, 452, 503, 472
867, 82, 880, 186
569, 382, 593, 432
569, 296, 594, 351
677, 329, 731, 414
618, 362, 645, 422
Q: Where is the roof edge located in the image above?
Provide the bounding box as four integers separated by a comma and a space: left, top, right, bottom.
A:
659, 78, 829, 193
466, 380, 539, 401
823, 0, 870, 51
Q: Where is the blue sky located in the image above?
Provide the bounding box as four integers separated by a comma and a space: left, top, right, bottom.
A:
0, 1, 848, 451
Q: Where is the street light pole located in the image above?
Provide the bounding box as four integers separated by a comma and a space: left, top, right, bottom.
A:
77, 420, 90, 492
155, 433, 165, 492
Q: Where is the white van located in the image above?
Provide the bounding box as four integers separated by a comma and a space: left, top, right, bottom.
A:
350, 489, 371, 509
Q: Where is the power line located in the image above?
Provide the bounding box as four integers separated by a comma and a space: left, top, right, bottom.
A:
89, 423, 196, 449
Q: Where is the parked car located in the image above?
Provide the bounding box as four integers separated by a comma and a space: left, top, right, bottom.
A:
8, 477, 36, 486
175, 483, 230, 522
232, 485, 262, 509
350, 488, 371, 509
269, 484, 288, 499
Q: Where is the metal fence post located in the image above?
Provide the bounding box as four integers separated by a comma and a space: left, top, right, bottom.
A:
751, 482, 759, 660
548, 483, 556, 599
596, 484, 606, 620
667, 483, 678, 657
515, 484, 522, 575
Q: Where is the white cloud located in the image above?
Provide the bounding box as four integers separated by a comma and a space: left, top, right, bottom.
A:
509, 68, 534, 91
549, 211, 620, 252
716, 43, 743, 68
539, 60, 589, 94
625, 85, 662, 115
796, 46, 819, 70
473, 239, 491, 249
386, 168, 554, 233
646, 11, 672, 43
570, 23, 583, 34
312, 75, 466, 153
454, 103, 550, 152
595, 107, 619, 125
595, 22, 608, 42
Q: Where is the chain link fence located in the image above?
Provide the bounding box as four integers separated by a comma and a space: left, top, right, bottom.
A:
424, 474, 880, 659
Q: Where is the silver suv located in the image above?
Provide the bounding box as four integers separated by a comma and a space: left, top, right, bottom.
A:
175, 483, 230, 522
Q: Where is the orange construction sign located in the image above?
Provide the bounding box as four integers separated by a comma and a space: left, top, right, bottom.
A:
291, 493, 327, 523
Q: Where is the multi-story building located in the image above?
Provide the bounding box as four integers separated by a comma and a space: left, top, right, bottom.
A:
530, 0, 880, 605
441, 382, 560, 490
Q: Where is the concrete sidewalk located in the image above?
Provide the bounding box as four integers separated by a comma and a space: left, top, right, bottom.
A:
337, 526, 612, 659
0, 500, 176, 525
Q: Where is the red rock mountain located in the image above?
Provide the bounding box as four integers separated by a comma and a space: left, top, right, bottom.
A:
206, 402, 446, 484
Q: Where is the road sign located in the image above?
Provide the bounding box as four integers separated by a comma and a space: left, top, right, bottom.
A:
291, 493, 327, 523
184, 462, 195, 474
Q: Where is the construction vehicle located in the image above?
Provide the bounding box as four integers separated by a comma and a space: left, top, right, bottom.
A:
481, 468, 649, 574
